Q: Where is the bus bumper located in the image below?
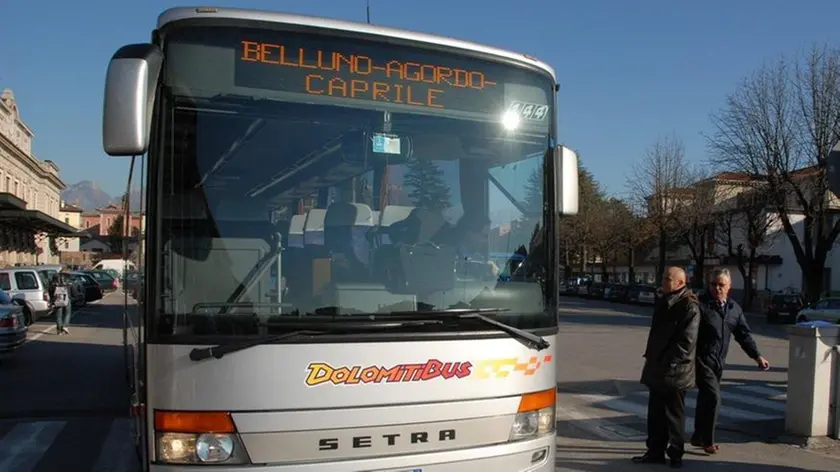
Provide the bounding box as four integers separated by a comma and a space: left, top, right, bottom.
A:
149, 433, 554, 472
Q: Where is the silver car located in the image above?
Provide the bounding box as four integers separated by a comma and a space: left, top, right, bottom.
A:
0, 296, 28, 356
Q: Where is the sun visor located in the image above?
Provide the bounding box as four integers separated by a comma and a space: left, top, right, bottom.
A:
213, 196, 271, 222
161, 193, 208, 220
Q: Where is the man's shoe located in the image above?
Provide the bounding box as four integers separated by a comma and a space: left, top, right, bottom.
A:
702, 444, 719, 454
631, 452, 666, 464
670, 457, 683, 468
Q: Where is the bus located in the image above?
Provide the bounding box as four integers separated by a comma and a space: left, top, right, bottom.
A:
102, 6, 579, 471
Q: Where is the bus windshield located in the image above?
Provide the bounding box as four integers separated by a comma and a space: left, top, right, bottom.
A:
152, 24, 555, 338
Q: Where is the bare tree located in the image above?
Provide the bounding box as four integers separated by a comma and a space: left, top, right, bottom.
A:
713, 183, 779, 309
567, 164, 604, 274
592, 198, 628, 280
628, 133, 693, 284
667, 167, 716, 287
706, 44, 840, 301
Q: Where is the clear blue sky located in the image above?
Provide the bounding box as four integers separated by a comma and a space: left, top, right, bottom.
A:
2, 0, 839, 197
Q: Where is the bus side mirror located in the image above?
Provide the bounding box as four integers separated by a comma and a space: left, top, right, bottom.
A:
102, 43, 163, 156
554, 146, 579, 215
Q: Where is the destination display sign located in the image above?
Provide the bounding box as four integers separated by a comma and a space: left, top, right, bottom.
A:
233, 36, 536, 116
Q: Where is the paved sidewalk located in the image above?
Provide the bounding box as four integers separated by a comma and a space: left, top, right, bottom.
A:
555, 423, 840, 471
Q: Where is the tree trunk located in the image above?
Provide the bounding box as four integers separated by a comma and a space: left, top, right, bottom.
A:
743, 248, 757, 311
694, 241, 706, 289
656, 228, 667, 285
628, 247, 636, 285
735, 257, 749, 308
803, 264, 825, 303
581, 245, 588, 273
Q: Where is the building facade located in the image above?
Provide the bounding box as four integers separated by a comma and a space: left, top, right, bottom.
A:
81, 204, 144, 236
58, 201, 84, 252
0, 89, 75, 266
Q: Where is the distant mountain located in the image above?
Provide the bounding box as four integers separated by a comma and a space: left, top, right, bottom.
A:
61, 181, 144, 212
110, 188, 144, 212
61, 181, 113, 211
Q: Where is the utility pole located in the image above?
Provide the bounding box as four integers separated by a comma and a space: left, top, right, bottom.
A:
366, 0, 371, 24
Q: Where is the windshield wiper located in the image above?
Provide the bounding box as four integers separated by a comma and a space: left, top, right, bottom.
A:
188, 319, 442, 362
188, 307, 549, 362
387, 308, 551, 351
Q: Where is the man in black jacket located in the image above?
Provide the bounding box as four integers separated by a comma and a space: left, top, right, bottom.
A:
633, 266, 700, 469
691, 267, 769, 453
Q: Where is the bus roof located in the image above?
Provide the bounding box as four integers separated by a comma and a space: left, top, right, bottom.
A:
157, 7, 557, 83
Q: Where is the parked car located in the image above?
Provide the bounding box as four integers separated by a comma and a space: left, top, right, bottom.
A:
628, 284, 657, 305
0, 266, 54, 325
576, 281, 591, 297
0, 294, 28, 357
84, 270, 119, 293
606, 283, 630, 303
69, 272, 103, 303
795, 297, 840, 324
767, 293, 805, 324
588, 282, 606, 299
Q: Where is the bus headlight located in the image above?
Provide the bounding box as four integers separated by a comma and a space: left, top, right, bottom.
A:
157, 432, 246, 464
154, 411, 250, 464
509, 389, 556, 441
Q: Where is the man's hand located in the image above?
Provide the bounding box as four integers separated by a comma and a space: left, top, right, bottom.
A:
756, 356, 770, 371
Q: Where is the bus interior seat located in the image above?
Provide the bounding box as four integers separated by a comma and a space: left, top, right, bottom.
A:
324, 202, 374, 282
283, 213, 308, 298
376, 205, 414, 245
303, 209, 326, 252
287, 214, 306, 249
370, 205, 455, 293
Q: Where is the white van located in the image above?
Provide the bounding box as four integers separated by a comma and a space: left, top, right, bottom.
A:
93, 259, 136, 277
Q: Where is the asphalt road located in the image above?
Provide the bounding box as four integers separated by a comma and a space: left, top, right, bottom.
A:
1, 289, 836, 471
0, 290, 138, 472
553, 295, 840, 471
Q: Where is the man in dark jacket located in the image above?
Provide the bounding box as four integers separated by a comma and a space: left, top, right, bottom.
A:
691, 267, 769, 453
633, 266, 700, 469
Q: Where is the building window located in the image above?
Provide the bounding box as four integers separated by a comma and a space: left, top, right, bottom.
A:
64, 217, 69, 224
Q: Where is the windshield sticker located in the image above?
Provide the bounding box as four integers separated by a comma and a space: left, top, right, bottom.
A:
372, 133, 401, 154
304, 355, 552, 386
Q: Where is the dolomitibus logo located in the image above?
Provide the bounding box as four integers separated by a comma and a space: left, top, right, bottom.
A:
304, 355, 554, 386
304, 360, 472, 386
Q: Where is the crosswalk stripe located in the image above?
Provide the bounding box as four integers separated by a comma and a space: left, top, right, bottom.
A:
720, 389, 785, 412
633, 389, 785, 416
727, 384, 787, 399
92, 418, 139, 472
577, 394, 702, 433
555, 403, 628, 441
0, 421, 65, 472
572, 382, 786, 435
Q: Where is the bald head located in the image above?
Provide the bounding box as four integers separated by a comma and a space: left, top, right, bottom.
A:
661, 266, 687, 294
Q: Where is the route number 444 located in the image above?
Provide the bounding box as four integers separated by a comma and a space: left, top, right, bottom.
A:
508, 101, 549, 121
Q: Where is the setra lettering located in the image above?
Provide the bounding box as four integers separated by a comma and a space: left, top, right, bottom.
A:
317, 429, 457, 451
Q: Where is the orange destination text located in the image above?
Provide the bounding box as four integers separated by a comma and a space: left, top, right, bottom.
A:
240, 40, 497, 110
